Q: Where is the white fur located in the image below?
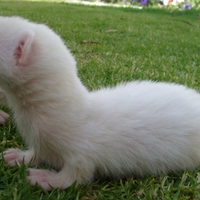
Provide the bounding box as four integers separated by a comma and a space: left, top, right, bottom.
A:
0, 16, 200, 190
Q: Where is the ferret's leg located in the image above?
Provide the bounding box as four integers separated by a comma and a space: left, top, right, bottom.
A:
3, 148, 39, 166
0, 92, 7, 106
28, 163, 94, 190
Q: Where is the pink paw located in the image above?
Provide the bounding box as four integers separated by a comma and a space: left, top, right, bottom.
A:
3, 148, 24, 166
0, 110, 9, 125
3, 148, 34, 166
28, 168, 62, 190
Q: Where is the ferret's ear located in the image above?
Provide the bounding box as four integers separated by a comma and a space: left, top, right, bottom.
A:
14, 29, 35, 67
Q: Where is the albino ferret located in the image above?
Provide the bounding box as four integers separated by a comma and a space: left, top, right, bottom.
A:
0, 16, 200, 191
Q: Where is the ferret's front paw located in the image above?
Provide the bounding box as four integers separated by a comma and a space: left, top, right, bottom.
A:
3, 148, 35, 166
3, 148, 26, 166
28, 168, 63, 191
0, 110, 9, 125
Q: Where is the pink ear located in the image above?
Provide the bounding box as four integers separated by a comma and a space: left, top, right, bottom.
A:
14, 29, 35, 67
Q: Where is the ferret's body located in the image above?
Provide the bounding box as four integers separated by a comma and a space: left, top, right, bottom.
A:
0, 16, 200, 190
88, 82, 200, 177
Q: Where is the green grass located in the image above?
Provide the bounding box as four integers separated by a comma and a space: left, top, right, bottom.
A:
1, 1, 200, 199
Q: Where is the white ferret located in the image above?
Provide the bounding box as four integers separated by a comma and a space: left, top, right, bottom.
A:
0, 16, 200, 191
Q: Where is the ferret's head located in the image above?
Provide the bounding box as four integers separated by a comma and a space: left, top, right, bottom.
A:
0, 16, 76, 90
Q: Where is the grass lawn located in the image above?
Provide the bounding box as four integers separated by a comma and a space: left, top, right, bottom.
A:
1, 1, 200, 199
